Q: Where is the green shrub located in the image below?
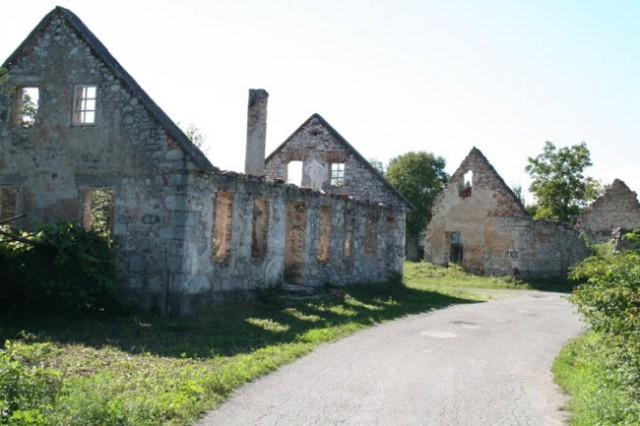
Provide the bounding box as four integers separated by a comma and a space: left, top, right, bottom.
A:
568, 234, 640, 422
0, 222, 118, 314
571, 240, 640, 339
0, 340, 61, 425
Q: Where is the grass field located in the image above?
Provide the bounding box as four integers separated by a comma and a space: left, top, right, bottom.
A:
0, 262, 550, 425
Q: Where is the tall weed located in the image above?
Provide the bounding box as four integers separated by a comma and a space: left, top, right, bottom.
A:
0, 340, 61, 425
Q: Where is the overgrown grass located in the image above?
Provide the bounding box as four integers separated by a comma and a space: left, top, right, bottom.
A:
553, 332, 640, 425
0, 262, 561, 425
0, 265, 473, 425
403, 261, 573, 296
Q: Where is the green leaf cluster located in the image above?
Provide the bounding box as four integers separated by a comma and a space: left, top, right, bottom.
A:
0, 67, 9, 95
385, 151, 448, 251
525, 141, 600, 223
0, 340, 62, 425
569, 234, 640, 420
0, 222, 118, 314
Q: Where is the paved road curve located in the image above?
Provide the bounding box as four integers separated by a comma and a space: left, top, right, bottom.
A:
197, 293, 585, 426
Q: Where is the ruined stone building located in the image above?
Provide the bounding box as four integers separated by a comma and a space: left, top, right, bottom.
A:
424, 148, 590, 278
263, 113, 412, 211
577, 179, 640, 244
0, 7, 408, 314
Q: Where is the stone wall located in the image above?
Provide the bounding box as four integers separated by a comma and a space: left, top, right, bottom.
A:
0, 8, 408, 315
120, 171, 406, 314
0, 10, 203, 228
424, 148, 589, 278
264, 114, 409, 211
577, 179, 640, 243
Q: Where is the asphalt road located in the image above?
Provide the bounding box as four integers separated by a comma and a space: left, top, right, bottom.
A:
197, 292, 585, 426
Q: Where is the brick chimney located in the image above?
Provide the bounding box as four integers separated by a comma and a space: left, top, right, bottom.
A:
245, 89, 269, 176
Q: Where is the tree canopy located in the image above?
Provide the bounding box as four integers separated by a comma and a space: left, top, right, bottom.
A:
0, 67, 9, 95
385, 151, 448, 259
525, 141, 600, 223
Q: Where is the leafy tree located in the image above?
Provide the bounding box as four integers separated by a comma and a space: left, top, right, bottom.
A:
0, 67, 9, 95
385, 151, 448, 260
18, 91, 38, 128
525, 141, 600, 223
511, 184, 525, 205
369, 158, 384, 174
181, 122, 205, 148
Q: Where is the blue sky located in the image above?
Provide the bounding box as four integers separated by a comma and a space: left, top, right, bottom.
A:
2, 1, 639, 204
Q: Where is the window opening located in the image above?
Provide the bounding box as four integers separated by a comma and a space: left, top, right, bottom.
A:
82, 188, 114, 238
317, 206, 332, 263
251, 199, 270, 259
73, 85, 97, 124
449, 231, 463, 264
463, 170, 473, 187
287, 161, 303, 186
212, 191, 234, 262
330, 162, 345, 186
0, 187, 19, 221
13, 87, 39, 128
459, 170, 473, 197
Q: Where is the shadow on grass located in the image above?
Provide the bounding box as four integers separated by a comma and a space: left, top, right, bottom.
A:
517, 277, 576, 293
0, 283, 477, 359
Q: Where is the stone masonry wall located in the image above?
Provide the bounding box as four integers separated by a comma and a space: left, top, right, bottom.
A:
0, 13, 198, 229
264, 115, 407, 210
425, 148, 588, 278
577, 179, 640, 243
121, 171, 407, 314
0, 9, 409, 315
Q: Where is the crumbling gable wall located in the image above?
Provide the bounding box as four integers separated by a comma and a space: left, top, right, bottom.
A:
0, 7, 211, 228
577, 179, 640, 243
264, 114, 409, 210
424, 148, 588, 278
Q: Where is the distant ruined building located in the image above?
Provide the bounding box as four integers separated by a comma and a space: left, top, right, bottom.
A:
425, 148, 640, 278
577, 179, 640, 244
0, 7, 408, 314
424, 148, 591, 278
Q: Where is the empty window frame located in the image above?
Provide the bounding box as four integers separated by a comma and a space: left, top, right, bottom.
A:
81, 188, 114, 238
251, 199, 270, 259
212, 191, 234, 262
329, 162, 345, 186
0, 187, 19, 222
317, 206, 332, 263
449, 231, 463, 264
73, 85, 97, 125
287, 161, 303, 186
12, 87, 39, 128
459, 170, 473, 197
